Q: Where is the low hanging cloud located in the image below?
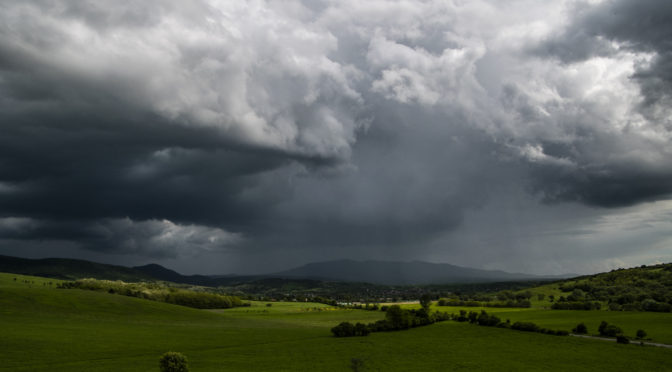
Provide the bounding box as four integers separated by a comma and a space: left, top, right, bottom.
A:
0, 217, 240, 258
0, 0, 671, 273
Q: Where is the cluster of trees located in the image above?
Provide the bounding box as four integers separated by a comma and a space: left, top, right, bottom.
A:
436, 290, 533, 308
452, 309, 568, 336
556, 264, 672, 312
509, 321, 569, 336
598, 321, 623, 337
437, 298, 531, 308
331, 304, 451, 337
331, 322, 370, 337
453, 309, 501, 326
332, 305, 570, 339
59, 279, 247, 309
340, 303, 380, 311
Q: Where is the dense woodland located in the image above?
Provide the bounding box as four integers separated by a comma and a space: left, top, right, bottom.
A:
554, 264, 672, 312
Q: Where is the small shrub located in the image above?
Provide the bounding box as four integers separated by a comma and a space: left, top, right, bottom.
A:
598, 321, 623, 337
572, 322, 588, 334
332, 322, 356, 337
511, 321, 540, 333
159, 352, 189, 372
616, 335, 630, 344
636, 329, 647, 339
266, 303, 273, 307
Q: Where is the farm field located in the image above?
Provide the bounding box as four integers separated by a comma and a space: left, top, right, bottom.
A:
2, 273, 672, 371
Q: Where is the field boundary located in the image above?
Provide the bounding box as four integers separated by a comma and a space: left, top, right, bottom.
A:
570, 334, 672, 349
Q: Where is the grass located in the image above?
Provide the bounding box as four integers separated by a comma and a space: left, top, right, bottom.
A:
2, 272, 672, 371
434, 301, 672, 344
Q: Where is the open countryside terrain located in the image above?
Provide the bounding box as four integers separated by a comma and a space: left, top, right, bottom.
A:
2, 272, 672, 371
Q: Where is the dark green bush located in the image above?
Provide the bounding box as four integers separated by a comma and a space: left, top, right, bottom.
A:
511, 321, 540, 332
616, 335, 630, 344
598, 321, 623, 337
331, 322, 370, 337
572, 322, 588, 334
331, 322, 356, 337
159, 352, 189, 372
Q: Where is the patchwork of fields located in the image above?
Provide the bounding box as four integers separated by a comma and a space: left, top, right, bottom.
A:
2, 272, 672, 371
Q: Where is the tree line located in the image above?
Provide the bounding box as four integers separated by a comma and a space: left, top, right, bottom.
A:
59, 279, 248, 309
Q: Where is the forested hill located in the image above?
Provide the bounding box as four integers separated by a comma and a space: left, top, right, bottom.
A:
0, 255, 153, 281
552, 263, 672, 312
0, 255, 259, 286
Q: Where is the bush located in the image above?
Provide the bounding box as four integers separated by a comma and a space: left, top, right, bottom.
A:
598, 321, 623, 337
159, 352, 189, 372
477, 311, 501, 327
331, 322, 370, 337
332, 322, 356, 337
386, 305, 412, 330
572, 322, 588, 334
636, 329, 647, 339
616, 335, 630, 344
511, 322, 540, 333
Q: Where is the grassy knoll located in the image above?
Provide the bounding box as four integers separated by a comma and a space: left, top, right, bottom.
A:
2, 273, 672, 371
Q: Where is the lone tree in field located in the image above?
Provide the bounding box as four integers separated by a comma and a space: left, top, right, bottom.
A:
598, 321, 622, 337
572, 323, 588, 334
159, 351, 189, 372
419, 294, 432, 312
636, 329, 647, 339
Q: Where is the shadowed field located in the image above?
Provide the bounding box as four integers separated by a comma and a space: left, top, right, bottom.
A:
2, 273, 672, 371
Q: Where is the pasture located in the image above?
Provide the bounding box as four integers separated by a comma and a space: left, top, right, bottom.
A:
2, 272, 672, 371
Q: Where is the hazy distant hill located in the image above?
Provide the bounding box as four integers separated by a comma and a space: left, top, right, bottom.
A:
0, 255, 260, 286
0, 254, 564, 286
0, 255, 153, 281
132, 263, 259, 286
272, 259, 556, 285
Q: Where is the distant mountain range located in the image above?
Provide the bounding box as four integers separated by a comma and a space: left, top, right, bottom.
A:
271, 259, 568, 285
0, 254, 569, 286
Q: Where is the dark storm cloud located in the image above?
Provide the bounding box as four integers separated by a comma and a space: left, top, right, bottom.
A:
1, 0, 672, 273
534, 0, 672, 106
0, 0, 365, 258
522, 0, 672, 207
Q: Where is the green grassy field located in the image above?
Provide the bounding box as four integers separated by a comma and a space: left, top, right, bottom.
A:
433, 305, 672, 344
2, 272, 672, 371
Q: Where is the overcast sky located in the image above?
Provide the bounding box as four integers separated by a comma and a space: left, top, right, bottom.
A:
1, 0, 671, 275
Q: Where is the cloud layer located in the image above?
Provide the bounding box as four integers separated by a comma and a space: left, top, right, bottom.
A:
1, 0, 671, 274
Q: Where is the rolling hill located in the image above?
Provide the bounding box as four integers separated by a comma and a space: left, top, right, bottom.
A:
0, 254, 567, 286
0, 254, 154, 281
272, 259, 563, 285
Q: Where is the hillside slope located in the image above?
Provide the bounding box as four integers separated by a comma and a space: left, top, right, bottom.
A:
549, 263, 672, 312
0, 254, 153, 281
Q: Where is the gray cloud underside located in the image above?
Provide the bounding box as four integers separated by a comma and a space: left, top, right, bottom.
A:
1, 0, 671, 273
